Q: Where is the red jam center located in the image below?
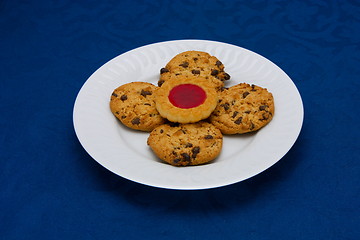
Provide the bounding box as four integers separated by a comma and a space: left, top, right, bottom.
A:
168, 84, 206, 109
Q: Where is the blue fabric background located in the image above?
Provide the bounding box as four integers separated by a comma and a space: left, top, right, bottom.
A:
1, 0, 359, 239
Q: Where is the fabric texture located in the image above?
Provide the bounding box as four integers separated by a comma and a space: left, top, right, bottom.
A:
1, 0, 359, 239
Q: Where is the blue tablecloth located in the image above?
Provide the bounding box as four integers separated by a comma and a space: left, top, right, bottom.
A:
1, 0, 359, 239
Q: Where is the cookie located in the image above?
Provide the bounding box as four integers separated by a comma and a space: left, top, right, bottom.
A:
147, 121, 223, 166
209, 83, 274, 134
110, 82, 166, 132
158, 51, 230, 90
154, 75, 218, 123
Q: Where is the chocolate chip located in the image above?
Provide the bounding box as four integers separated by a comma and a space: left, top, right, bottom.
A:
259, 105, 268, 111
243, 91, 250, 98
232, 111, 239, 118
181, 153, 191, 162
112, 92, 118, 97
260, 113, 269, 121
244, 110, 251, 114
250, 122, 255, 130
185, 143, 193, 148
211, 69, 219, 76
131, 118, 140, 125
140, 89, 152, 97
223, 73, 230, 80
204, 135, 213, 139
220, 103, 230, 111
219, 87, 227, 92
158, 80, 165, 87
193, 57, 198, 61
216, 60, 222, 67
120, 95, 127, 101
192, 147, 200, 153
234, 117, 243, 125
160, 129, 164, 133
251, 84, 257, 91
192, 146, 200, 158
173, 159, 181, 164
115, 111, 119, 115
192, 69, 200, 74
179, 62, 189, 68
121, 115, 126, 119
160, 68, 169, 74
144, 103, 151, 106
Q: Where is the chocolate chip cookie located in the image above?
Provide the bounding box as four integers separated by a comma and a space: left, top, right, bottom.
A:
110, 82, 166, 132
158, 51, 230, 90
209, 83, 274, 134
147, 121, 223, 166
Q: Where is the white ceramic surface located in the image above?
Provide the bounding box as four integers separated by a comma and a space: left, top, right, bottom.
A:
73, 40, 304, 190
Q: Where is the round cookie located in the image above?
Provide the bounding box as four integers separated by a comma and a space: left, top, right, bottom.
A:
154, 76, 218, 123
209, 83, 274, 134
147, 121, 223, 166
159, 51, 230, 90
110, 82, 166, 132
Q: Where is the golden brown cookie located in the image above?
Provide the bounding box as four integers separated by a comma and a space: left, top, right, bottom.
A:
147, 121, 223, 166
209, 83, 274, 134
159, 51, 230, 90
110, 82, 166, 132
154, 76, 218, 123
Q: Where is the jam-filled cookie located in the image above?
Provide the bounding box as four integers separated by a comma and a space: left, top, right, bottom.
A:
110, 82, 166, 132
154, 76, 218, 123
209, 83, 274, 134
159, 51, 230, 90
147, 121, 223, 166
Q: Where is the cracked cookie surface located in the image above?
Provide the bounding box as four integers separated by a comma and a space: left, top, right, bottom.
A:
110, 82, 166, 132
209, 83, 274, 134
158, 51, 230, 91
147, 121, 223, 166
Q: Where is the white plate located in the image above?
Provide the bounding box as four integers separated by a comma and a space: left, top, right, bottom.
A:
73, 40, 303, 190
